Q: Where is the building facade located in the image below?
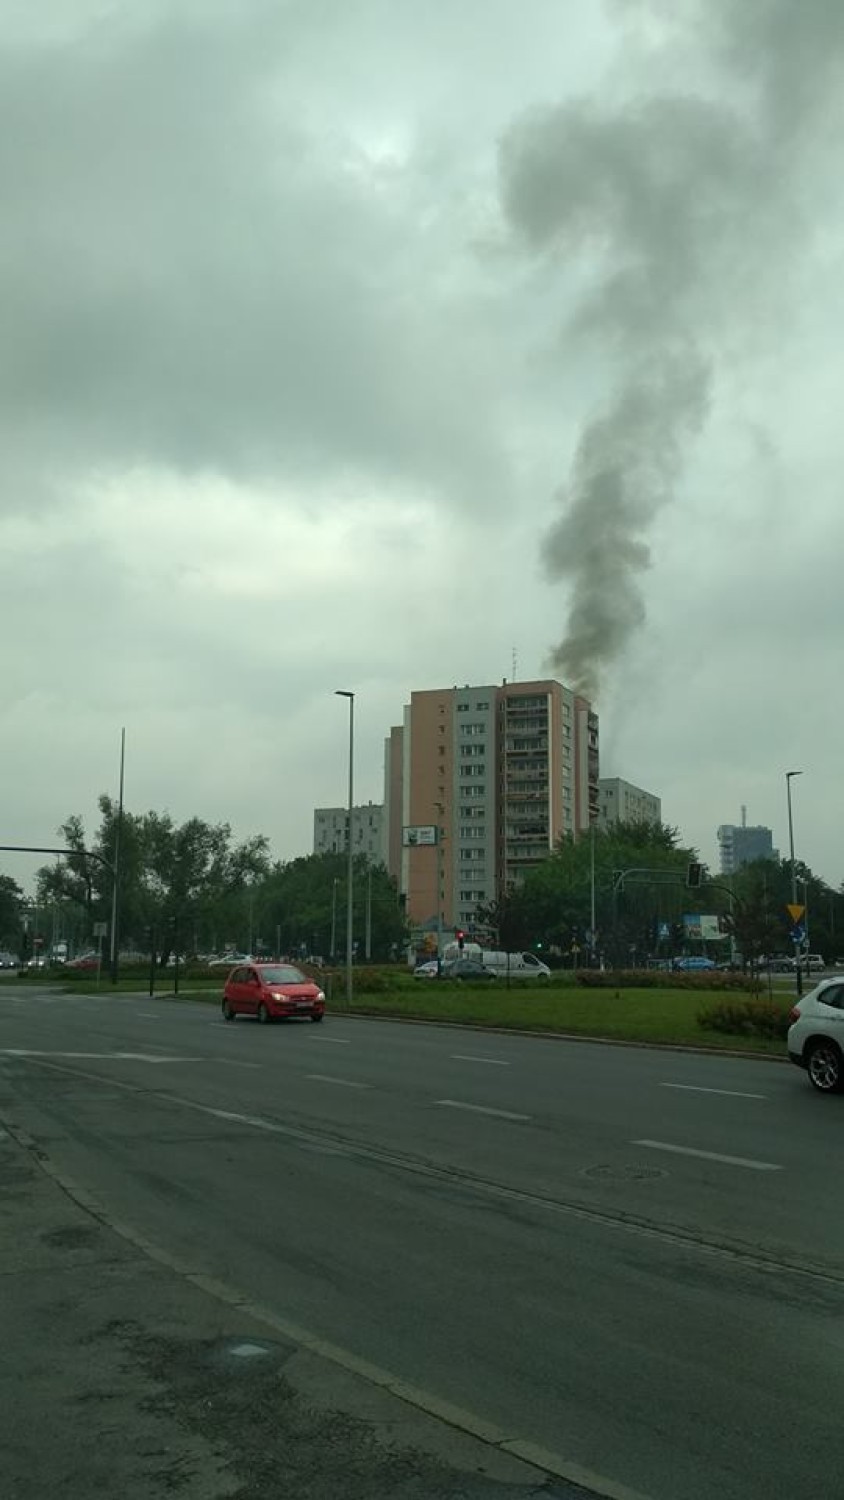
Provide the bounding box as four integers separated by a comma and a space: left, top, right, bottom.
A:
598, 778, 662, 828
313, 802, 385, 866
384, 679, 599, 932
717, 822, 777, 875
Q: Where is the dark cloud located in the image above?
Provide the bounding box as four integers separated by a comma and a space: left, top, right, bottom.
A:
0, 3, 511, 513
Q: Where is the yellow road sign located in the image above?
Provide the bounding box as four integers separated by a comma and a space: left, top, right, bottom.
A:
787, 903, 805, 923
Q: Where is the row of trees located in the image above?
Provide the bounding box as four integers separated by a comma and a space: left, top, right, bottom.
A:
476, 822, 844, 968
24, 796, 408, 964
3, 807, 841, 971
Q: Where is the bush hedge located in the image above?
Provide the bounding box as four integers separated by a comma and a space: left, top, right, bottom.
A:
575, 968, 757, 992
697, 997, 791, 1039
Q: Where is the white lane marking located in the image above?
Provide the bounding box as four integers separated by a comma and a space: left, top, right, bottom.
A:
436, 1099, 530, 1122
660, 1083, 767, 1100
0, 1048, 204, 1064
306, 1073, 369, 1089
633, 1139, 781, 1172
138, 1012, 159, 1019
311, 1036, 351, 1044
451, 1054, 510, 1066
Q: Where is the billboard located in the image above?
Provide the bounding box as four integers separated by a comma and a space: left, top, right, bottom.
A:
683, 913, 725, 941
402, 825, 438, 847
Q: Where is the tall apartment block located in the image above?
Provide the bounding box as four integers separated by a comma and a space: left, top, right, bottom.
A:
598, 778, 661, 828
717, 814, 776, 875
313, 802, 385, 866
383, 680, 599, 931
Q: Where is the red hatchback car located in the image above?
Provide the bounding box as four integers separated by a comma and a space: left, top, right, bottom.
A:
222, 962, 326, 1024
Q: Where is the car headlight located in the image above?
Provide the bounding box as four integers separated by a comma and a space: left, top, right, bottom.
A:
316, 991, 325, 1002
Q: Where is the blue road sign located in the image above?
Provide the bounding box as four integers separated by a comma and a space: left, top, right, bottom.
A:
791, 924, 806, 944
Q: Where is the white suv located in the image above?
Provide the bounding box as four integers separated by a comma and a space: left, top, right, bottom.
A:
788, 980, 844, 1092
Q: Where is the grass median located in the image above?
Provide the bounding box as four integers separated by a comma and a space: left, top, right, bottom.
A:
42, 968, 791, 1055
328, 983, 790, 1054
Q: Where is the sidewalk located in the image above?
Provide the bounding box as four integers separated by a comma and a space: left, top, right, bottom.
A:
0, 1108, 578, 1500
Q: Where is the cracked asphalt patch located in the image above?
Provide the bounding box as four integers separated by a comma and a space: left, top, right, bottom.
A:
0, 1120, 587, 1500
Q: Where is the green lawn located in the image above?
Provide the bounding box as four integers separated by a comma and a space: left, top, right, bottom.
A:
28, 970, 789, 1055
327, 984, 790, 1054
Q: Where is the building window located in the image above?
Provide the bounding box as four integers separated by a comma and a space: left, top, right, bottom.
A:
457, 703, 469, 712
476, 701, 489, 710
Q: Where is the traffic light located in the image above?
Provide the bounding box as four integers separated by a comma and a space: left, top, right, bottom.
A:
456, 929, 465, 952
687, 862, 704, 889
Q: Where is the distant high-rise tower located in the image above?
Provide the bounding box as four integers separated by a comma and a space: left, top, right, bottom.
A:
717, 816, 776, 875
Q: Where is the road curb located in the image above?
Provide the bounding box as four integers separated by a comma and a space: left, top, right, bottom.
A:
327, 1009, 789, 1063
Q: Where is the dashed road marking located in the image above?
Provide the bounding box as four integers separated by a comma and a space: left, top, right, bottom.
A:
633, 1139, 781, 1172
436, 1099, 530, 1122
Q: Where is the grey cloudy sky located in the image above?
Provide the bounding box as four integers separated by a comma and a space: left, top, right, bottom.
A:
2, 0, 842, 891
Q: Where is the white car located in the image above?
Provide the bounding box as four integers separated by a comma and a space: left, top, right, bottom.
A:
787, 979, 844, 1092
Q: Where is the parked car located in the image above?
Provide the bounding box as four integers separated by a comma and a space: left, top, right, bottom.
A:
414, 960, 440, 979
756, 954, 795, 973
209, 952, 252, 968
65, 951, 100, 970
788, 979, 844, 1092
439, 959, 497, 982
222, 963, 325, 1023
800, 953, 826, 973
672, 956, 716, 972
0, 951, 19, 969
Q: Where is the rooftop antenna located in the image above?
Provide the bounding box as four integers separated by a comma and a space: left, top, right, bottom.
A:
512, 646, 518, 682
741, 804, 747, 828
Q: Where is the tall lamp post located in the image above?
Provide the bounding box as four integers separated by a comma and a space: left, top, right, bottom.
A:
109, 727, 126, 986
336, 691, 355, 1007
786, 770, 803, 997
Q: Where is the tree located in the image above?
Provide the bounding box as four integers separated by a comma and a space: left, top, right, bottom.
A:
500, 822, 699, 965
36, 800, 271, 960
255, 853, 408, 962
0, 874, 24, 951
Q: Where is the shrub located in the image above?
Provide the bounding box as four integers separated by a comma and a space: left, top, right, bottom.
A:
575, 968, 757, 992
697, 998, 791, 1040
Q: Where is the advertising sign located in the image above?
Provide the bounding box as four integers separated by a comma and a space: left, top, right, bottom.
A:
683, 914, 723, 941
402, 825, 438, 847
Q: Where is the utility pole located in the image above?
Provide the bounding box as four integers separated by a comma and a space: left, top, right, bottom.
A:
336, 691, 355, 1007
109, 727, 126, 985
786, 771, 804, 998
365, 866, 372, 961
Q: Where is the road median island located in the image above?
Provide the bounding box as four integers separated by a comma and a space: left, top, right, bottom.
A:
331, 986, 789, 1055
51, 964, 793, 1056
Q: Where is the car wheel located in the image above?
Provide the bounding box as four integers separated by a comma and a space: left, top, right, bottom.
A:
311, 1012, 324, 1024
806, 1039, 843, 1093
256, 1002, 271, 1025
222, 999, 236, 1022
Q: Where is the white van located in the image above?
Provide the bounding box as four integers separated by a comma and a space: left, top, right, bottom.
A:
441, 942, 551, 979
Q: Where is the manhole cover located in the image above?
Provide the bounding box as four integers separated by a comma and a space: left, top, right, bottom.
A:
581, 1163, 667, 1182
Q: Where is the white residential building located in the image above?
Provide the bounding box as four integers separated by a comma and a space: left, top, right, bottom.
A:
598, 778, 661, 828
313, 802, 385, 865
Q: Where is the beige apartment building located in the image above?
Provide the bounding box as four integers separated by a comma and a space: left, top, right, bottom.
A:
383, 679, 599, 932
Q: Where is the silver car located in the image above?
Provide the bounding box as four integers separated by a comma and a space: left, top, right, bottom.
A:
788, 979, 844, 1092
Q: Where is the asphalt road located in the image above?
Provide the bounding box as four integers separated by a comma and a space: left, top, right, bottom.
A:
2, 980, 844, 1500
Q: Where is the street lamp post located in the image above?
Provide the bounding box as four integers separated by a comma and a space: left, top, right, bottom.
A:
329, 877, 338, 961
109, 727, 126, 985
336, 691, 355, 1007
786, 770, 803, 998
